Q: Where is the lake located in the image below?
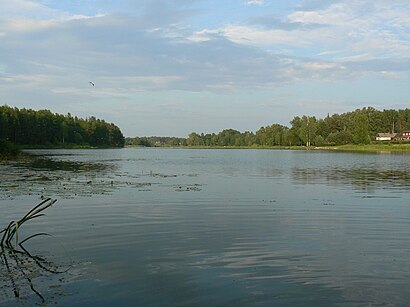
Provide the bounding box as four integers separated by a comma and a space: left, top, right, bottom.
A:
1, 148, 410, 305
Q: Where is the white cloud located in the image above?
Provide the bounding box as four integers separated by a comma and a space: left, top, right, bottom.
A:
246, 0, 265, 6
0, 0, 56, 18
187, 29, 219, 42
1, 18, 58, 32
208, 0, 410, 79
317, 51, 339, 56
0, 73, 52, 84
0, 0, 409, 123
219, 25, 311, 46
96, 75, 183, 91
302, 62, 342, 71
288, 3, 353, 26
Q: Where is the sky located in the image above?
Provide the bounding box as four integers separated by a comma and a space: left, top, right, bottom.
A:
0, 0, 409, 137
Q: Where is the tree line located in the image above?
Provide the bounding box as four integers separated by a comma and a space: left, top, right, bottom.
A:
0, 105, 125, 147
126, 107, 410, 147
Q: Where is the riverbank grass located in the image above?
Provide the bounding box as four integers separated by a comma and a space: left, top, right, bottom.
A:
316, 143, 410, 153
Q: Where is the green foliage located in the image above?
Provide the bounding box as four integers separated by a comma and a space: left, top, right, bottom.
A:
128, 106, 410, 148
326, 131, 353, 145
352, 112, 371, 144
313, 135, 325, 146
0, 105, 124, 148
255, 124, 287, 146
0, 139, 19, 157
126, 136, 152, 147
187, 132, 204, 146
290, 116, 318, 147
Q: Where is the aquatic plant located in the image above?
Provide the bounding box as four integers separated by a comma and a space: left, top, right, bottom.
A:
0, 198, 69, 303
0, 198, 56, 248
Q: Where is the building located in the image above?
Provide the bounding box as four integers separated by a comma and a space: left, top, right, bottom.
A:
395, 130, 410, 141
375, 133, 397, 141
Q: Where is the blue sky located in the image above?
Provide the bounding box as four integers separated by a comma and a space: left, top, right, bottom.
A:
0, 0, 409, 137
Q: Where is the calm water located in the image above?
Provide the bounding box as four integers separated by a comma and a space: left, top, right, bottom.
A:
1, 148, 410, 305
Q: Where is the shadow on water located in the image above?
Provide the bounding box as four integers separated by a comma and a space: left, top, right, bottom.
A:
17, 154, 111, 173
0, 244, 69, 305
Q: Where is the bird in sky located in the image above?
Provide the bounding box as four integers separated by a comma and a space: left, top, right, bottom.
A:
89, 81, 95, 86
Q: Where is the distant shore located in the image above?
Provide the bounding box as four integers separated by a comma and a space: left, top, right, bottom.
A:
126, 143, 410, 153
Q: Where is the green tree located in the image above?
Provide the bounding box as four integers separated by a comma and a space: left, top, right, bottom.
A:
353, 112, 370, 144
0, 105, 124, 147
187, 132, 203, 146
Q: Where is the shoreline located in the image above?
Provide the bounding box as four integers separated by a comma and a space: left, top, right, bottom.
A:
125, 143, 410, 153
314, 144, 410, 153
3, 143, 410, 157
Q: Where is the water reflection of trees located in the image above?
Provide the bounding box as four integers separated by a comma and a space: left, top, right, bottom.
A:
292, 167, 410, 191
0, 243, 69, 303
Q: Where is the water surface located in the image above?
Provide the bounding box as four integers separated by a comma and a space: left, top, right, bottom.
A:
1, 148, 410, 305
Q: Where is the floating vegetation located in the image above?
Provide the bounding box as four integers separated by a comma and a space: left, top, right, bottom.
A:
148, 171, 177, 178
0, 153, 204, 200
0, 198, 70, 304
174, 184, 202, 192
0, 155, 119, 200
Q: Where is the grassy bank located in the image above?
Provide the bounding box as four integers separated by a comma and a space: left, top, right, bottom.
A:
315, 143, 410, 153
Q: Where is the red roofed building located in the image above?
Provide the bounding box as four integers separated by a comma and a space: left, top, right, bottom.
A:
395, 130, 410, 141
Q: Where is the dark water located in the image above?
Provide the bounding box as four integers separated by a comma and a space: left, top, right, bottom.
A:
1, 148, 410, 305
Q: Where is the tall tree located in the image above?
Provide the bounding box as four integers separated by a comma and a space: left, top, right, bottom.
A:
353, 112, 370, 144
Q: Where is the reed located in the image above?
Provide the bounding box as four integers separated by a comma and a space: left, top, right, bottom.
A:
0, 198, 57, 249
0, 198, 67, 303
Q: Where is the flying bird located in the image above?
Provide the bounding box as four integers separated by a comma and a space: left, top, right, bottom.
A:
89, 81, 95, 86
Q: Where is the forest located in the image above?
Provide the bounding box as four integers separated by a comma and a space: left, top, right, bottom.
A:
0, 105, 125, 148
126, 107, 410, 147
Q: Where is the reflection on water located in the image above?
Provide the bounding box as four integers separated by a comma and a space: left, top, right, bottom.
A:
0, 198, 73, 305
0, 244, 71, 305
1, 148, 410, 305
292, 166, 410, 191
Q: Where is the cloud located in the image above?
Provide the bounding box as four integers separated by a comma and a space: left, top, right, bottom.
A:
246, 0, 265, 6
247, 15, 325, 30
0, 12, 296, 104
0, 0, 409, 110
217, 25, 312, 46
295, 0, 342, 11
0, 0, 57, 18
208, 0, 410, 83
